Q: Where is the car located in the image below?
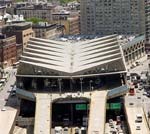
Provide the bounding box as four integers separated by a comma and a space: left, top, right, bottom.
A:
1, 107, 6, 111
10, 92, 16, 97
137, 96, 141, 99
5, 98, 8, 101
7, 89, 12, 92
146, 93, 150, 98
134, 84, 138, 88
129, 102, 134, 105
109, 119, 113, 123
143, 92, 148, 96
54, 126, 63, 134
136, 126, 141, 130
138, 86, 143, 90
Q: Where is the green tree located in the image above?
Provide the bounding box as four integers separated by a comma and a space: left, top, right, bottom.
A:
26, 17, 47, 24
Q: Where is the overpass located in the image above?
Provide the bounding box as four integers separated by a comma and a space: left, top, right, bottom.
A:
107, 85, 128, 99
34, 93, 52, 134
88, 91, 107, 134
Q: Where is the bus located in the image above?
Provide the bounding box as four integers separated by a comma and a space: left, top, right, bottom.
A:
129, 86, 135, 96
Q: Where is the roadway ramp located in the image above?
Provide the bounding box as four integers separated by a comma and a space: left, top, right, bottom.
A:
125, 106, 149, 134
34, 93, 52, 134
88, 91, 107, 134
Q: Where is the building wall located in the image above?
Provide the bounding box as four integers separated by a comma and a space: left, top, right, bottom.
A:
0, 36, 17, 68
16, 8, 52, 21
22, 28, 34, 49
80, 0, 145, 35
33, 25, 64, 39
145, 0, 150, 51
68, 16, 80, 35
2, 24, 34, 50
16, 44, 22, 61
122, 37, 145, 65
0, 6, 6, 16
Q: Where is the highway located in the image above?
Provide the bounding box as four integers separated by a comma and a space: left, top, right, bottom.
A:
88, 90, 107, 134
125, 106, 149, 134
125, 93, 149, 134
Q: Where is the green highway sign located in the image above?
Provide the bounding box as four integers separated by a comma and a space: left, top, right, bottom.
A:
75, 104, 87, 110
110, 103, 121, 110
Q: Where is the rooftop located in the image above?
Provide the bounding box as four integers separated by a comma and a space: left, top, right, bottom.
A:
18, 34, 126, 77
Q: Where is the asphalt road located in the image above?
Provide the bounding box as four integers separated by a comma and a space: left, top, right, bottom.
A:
127, 56, 149, 75
0, 68, 17, 109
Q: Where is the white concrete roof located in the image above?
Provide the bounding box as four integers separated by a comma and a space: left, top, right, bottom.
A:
19, 35, 126, 76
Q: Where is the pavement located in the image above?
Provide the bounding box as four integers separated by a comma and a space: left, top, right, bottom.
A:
0, 107, 18, 134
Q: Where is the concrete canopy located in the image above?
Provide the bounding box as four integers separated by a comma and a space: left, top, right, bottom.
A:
17, 34, 126, 77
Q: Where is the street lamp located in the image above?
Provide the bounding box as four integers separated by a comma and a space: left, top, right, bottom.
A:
148, 111, 150, 128
89, 80, 93, 92
80, 78, 83, 93
58, 78, 62, 95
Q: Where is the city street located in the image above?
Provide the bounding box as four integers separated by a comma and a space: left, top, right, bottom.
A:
0, 67, 17, 109
127, 56, 149, 75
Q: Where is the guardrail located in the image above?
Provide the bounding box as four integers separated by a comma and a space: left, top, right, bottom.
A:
142, 107, 150, 131
16, 116, 34, 126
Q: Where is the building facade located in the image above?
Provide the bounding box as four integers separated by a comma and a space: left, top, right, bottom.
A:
68, 16, 80, 35
0, 35, 16, 68
80, 0, 145, 35
2, 22, 34, 50
52, 12, 80, 35
32, 23, 64, 39
16, 35, 127, 132
145, 0, 150, 51
121, 35, 145, 65
16, 4, 53, 22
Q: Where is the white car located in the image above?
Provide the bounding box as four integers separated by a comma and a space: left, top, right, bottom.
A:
143, 92, 147, 96
1, 107, 6, 111
136, 126, 141, 130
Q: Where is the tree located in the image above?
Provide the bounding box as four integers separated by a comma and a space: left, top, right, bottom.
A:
26, 17, 47, 24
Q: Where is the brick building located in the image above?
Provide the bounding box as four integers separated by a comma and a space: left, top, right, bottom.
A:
2, 22, 34, 50
0, 35, 16, 68
32, 23, 64, 39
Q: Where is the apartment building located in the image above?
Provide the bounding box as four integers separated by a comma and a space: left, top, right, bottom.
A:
80, 0, 145, 35
0, 35, 16, 68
